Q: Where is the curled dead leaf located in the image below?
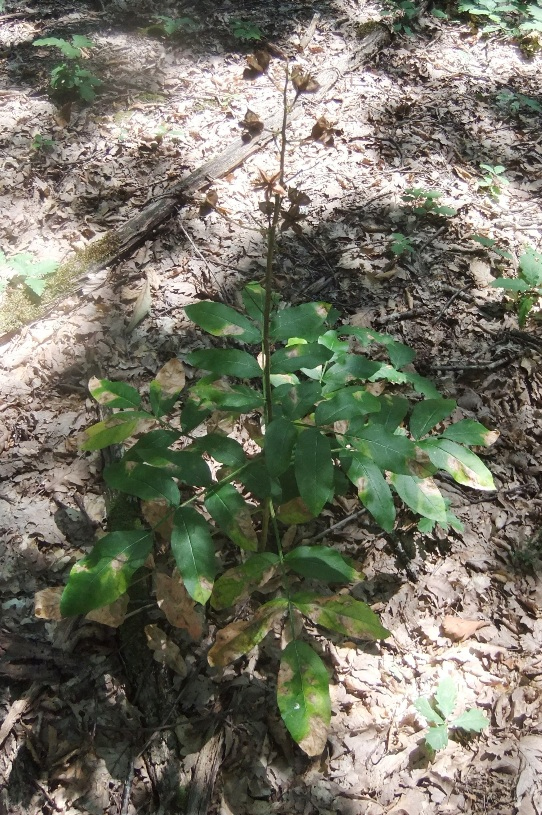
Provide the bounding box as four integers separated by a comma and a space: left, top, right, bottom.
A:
291, 65, 320, 93
35, 587, 63, 620
441, 615, 489, 642
245, 49, 270, 73
145, 624, 187, 677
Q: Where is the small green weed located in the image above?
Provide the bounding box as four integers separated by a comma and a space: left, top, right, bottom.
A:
33, 35, 102, 102
0, 250, 58, 297
495, 89, 542, 115
477, 164, 509, 198
402, 188, 457, 217
456, 0, 542, 45
145, 15, 201, 37
492, 245, 542, 325
31, 133, 55, 152
390, 232, 414, 257
230, 19, 263, 41
415, 676, 489, 752
471, 234, 513, 260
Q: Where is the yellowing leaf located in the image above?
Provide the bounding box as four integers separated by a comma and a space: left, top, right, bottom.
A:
207, 599, 287, 667
277, 641, 330, 756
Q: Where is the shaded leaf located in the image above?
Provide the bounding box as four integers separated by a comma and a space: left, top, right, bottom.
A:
276, 496, 315, 525
156, 570, 203, 638
274, 381, 322, 420
292, 592, 391, 641
205, 484, 258, 550
185, 301, 261, 344
242, 281, 278, 323
270, 302, 331, 342
171, 507, 217, 604
345, 452, 395, 532
315, 387, 380, 425
207, 599, 287, 666
265, 417, 297, 476
348, 424, 416, 475
285, 546, 362, 583
294, 428, 334, 516
79, 412, 153, 451
210, 553, 279, 610
60, 531, 153, 615
104, 461, 180, 506
270, 342, 333, 374
193, 434, 246, 466
409, 398, 456, 440
367, 394, 409, 432
86, 595, 129, 628
277, 641, 330, 756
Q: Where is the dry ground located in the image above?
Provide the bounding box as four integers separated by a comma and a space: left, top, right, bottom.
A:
1, 0, 542, 813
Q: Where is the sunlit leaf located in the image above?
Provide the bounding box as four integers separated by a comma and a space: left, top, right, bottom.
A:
171, 507, 217, 604
314, 387, 380, 425
451, 708, 489, 733
270, 342, 333, 374
348, 424, 415, 475
292, 592, 391, 640
60, 531, 153, 615
277, 640, 330, 756
207, 599, 287, 666
425, 724, 449, 751
149, 358, 186, 417
270, 302, 331, 342
440, 420, 499, 447
390, 473, 448, 523
435, 677, 457, 719
418, 439, 495, 491
345, 452, 395, 532
414, 696, 445, 726
187, 349, 262, 378
79, 411, 153, 451
88, 377, 142, 409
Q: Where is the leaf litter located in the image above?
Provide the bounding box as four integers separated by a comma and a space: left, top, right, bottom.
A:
0, 0, 542, 813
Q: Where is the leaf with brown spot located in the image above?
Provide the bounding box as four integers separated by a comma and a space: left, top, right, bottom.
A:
277, 640, 330, 756
210, 553, 279, 610
441, 616, 488, 642
156, 570, 204, 639
207, 599, 287, 667
292, 592, 391, 641
86, 595, 129, 627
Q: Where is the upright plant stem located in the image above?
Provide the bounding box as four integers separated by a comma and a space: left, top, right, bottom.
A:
260, 64, 290, 551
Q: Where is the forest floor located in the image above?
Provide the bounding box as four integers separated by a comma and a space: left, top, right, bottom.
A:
1, 0, 542, 813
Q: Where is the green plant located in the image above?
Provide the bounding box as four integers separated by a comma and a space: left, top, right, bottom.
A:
415, 676, 489, 751
33, 35, 102, 102
0, 250, 58, 296
386, 0, 419, 34
230, 19, 263, 41
456, 0, 542, 42
145, 15, 201, 37
401, 188, 457, 217
390, 232, 414, 257
31, 133, 55, 152
477, 164, 509, 198
54, 69, 496, 756
495, 89, 542, 115
491, 245, 542, 325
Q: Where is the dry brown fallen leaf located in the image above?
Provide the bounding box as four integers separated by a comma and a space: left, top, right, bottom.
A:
145, 623, 187, 676
86, 595, 129, 628
142, 498, 174, 541
154, 357, 186, 395
35, 586, 63, 620
441, 615, 489, 642
155, 570, 203, 639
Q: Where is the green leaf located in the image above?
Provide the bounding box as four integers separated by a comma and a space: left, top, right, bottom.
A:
277, 641, 331, 756
518, 295, 535, 327
190, 381, 264, 413
79, 412, 153, 451
369, 394, 409, 432
418, 438, 495, 491
180, 399, 211, 433
33, 37, 81, 57
131, 449, 212, 487
451, 708, 489, 733
390, 474, 448, 523
171, 507, 217, 604
345, 452, 396, 532
128, 428, 181, 453
519, 247, 542, 286
322, 356, 383, 390
342, 327, 416, 369
192, 434, 246, 466
71, 34, 94, 48
104, 461, 180, 506
435, 677, 457, 719
314, 387, 380, 425
242, 281, 277, 323
238, 458, 275, 500
348, 424, 416, 475
284, 546, 362, 583
425, 724, 449, 751
205, 484, 258, 551
294, 428, 334, 516
265, 417, 297, 476
441, 419, 498, 447
270, 302, 331, 342
414, 697, 445, 726
210, 553, 279, 610
292, 593, 391, 641
186, 349, 262, 379
491, 278, 530, 292
274, 381, 322, 420
88, 379, 141, 410
60, 531, 153, 615
208, 599, 288, 666
270, 342, 333, 374
184, 301, 261, 344
410, 398, 456, 440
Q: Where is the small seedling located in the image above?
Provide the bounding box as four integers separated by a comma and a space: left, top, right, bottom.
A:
31, 133, 55, 152
0, 250, 58, 297
145, 15, 201, 37
415, 676, 489, 751
230, 20, 263, 41
471, 234, 513, 260
387, 0, 419, 35
492, 245, 542, 325
402, 188, 457, 217
495, 89, 542, 115
477, 164, 509, 198
390, 232, 414, 257
33, 35, 102, 102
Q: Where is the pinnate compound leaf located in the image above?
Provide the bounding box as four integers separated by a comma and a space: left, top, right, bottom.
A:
414, 696, 444, 726
210, 553, 279, 610
451, 708, 489, 733
265, 417, 297, 476
171, 507, 217, 604
207, 599, 287, 666
186, 349, 262, 379
60, 531, 153, 616
270, 302, 331, 342
435, 677, 457, 719
390, 474, 447, 523
441, 420, 499, 447
277, 641, 331, 756
104, 461, 180, 506
185, 301, 261, 344
409, 398, 456, 440
79, 411, 153, 451
155, 571, 203, 639
88, 377, 142, 409
418, 438, 495, 491
292, 593, 391, 641
284, 546, 362, 583
314, 387, 380, 425
294, 428, 334, 516
345, 452, 395, 532
349, 424, 416, 475
204, 484, 258, 551
425, 724, 449, 751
